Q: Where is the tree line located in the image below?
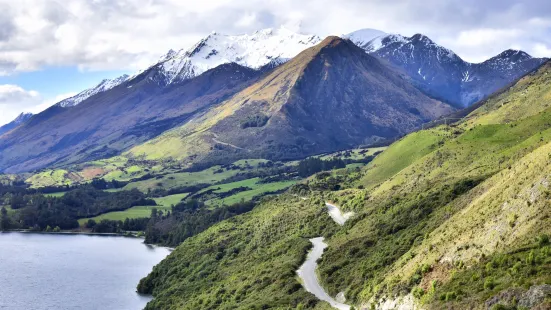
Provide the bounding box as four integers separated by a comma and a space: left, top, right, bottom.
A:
297, 157, 347, 177
0, 185, 154, 231
144, 199, 255, 246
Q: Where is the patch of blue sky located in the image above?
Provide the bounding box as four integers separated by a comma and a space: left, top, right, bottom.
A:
0, 66, 130, 97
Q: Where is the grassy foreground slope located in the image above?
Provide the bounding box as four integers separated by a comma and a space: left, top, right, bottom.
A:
318, 62, 551, 307
140, 61, 551, 309
138, 194, 337, 310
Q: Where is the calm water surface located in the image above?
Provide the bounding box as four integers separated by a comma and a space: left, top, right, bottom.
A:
0, 232, 170, 310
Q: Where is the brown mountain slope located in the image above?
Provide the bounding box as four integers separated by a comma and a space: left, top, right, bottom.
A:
128, 36, 454, 166
0, 63, 263, 173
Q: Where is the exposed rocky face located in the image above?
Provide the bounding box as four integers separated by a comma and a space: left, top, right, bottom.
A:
486, 284, 551, 309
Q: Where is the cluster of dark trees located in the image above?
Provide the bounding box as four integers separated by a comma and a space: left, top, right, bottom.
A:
297, 158, 347, 177
240, 114, 269, 129
144, 200, 255, 246
188, 186, 252, 203
296, 153, 382, 178
0, 206, 9, 231
85, 217, 151, 233
0, 185, 154, 231
89, 178, 127, 190
146, 184, 210, 198
8, 178, 128, 195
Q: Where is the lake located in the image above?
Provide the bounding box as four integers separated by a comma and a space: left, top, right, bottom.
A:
0, 232, 171, 310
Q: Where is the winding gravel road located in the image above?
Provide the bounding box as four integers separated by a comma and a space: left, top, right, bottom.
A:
297, 237, 350, 310
296, 202, 353, 310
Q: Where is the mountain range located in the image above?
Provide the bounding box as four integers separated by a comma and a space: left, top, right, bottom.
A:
345, 29, 547, 107
128, 36, 452, 165
150, 27, 322, 85
0, 27, 547, 173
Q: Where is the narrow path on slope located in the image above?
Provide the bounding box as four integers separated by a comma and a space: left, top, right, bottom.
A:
296, 201, 354, 310
296, 237, 350, 310
211, 133, 248, 150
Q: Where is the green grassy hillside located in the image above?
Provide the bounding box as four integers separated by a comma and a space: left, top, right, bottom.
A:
138, 194, 337, 310
139, 61, 551, 309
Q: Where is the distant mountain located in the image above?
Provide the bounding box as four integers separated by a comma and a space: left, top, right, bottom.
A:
0, 27, 324, 173
0, 27, 546, 173
0, 64, 263, 173
341, 28, 387, 50
460, 49, 546, 105
128, 37, 453, 166
142, 26, 322, 85
345, 29, 547, 107
57, 74, 130, 108
0, 113, 33, 136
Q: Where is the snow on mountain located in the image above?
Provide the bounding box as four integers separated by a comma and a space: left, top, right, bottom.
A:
348, 31, 460, 62
57, 74, 130, 108
345, 30, 546, 107
343, 28, 387, 50
479, 49, 534, 72
0, 112, 33, 135
12, 112, 33, 124
50, 27, 546, 111
47, 27, 319, 109
150, 26, 322, 85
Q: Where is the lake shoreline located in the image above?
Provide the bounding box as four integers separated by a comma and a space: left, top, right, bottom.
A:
2, 229, 141, 237
1, 230, 177, 251
0, 232, 171, 309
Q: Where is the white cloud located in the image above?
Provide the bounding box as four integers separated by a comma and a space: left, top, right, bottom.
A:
0, 84, 74, 126
0, 84, 39, 104
0, 84, 41, 125
533, 43, 551, 58
0, 0, 548, 75
454, 29, 522, 48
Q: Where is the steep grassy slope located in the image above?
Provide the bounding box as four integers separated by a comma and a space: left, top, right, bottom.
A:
359, 128, 452, 190
383, 137, 551, 308
127, 36, 452, 167
466, 61, 551, 126
317, 61, 551, 307
139, 61, 551, 309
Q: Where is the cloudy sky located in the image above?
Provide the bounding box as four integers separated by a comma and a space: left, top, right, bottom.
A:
1, 0, 550, 125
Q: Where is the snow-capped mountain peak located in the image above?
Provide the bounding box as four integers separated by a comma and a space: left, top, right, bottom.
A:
344, 29, 546, 107
57, 74, 130, 108
150, 26, 323, 85
346, 31, 459, 62
343, 28, 387, 50
491, 49, 532, 62
13, 112, 33, 124
479, 49, 537, 73
159, 49, 181, 62
0, 112, 33, 135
